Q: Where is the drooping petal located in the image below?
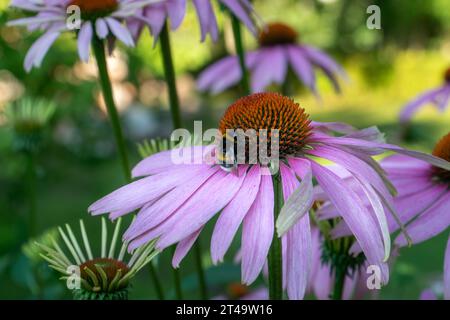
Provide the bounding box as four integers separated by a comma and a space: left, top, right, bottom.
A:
88, 165, 207, 215
310, 162, 385, 269
241, 168, 274, 284
312, 135, 450, 172
197, 56, 238, 92
105, 17, 134, 47
155, 169, 246, 249
95, 18, 109, 39
251, 47, 287, 92
220, 0, 256, 35
308, 145, 391, 260
278, 163, 312, 299
211, 166, 261, 264
172, 227, 203, 268
287, 45, 317, 95
77, 22, 93, 62
395, 194, 450, 246
399, 86, 446, 122
286, 216, 311, 300
24, 29, 60, 72
192, 0, 219, 41
277, 161, 313, 237
166, 0, 186, 30
124, 166, 218, 239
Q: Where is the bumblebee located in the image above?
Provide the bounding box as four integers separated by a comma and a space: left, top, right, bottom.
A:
217, 132, 238, 173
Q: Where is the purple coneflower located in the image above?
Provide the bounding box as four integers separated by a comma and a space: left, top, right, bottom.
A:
127, 0, 257, 42
400, 67, 450, 122
197, 22, 348, 95
88, 93, 449, 299
8, 0, 160, 71
384, 133, 450, 300
317, 132, 450, 299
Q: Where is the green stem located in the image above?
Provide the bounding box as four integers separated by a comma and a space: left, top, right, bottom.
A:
26, 151, 37, 237
148, 262, 165, 300
268, 174, 283, 300
171, 246, 183, 299
93, 37, 166, 299
194, 240, 208, 300
92, 37, 131, 182
332, 265, 347, 300
230, 14, 251, 95
159, 21, 183, 130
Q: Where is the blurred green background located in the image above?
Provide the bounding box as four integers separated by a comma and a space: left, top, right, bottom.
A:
0, 0, 449, 299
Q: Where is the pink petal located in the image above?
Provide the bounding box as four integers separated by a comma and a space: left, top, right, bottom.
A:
124, 166, 218, 239
311, 162, 385, 270
132, 145, 214, 177
395, 194, 450, 246
77, 22, 92, 62
88, 165, 206, 215
172, 227, 203, 268
155, 168, 246, 249
211, 165, 261, 264
241, 168, 274, 284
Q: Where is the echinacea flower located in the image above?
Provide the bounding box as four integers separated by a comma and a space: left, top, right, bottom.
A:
400, 67, 450, 122
197, 22, 348, 95
37, 218, 158, 300
88, 93, 450, 300
8, 0, 161, 71
127, 0, 257, 43
316, 132, 450, 298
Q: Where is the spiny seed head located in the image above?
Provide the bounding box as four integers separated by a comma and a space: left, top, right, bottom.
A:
432, 132, 450, 182
445, 67, 450, 83
258, 22, 298, 47
80, 258, 129, 289
69, 0, 118, 19
219, 93, 312, 159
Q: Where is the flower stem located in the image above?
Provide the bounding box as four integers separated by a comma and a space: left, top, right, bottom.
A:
92, 37, 131, 182
268, 174, 283, 300
230, 14, 251, 95
159, 21, 183, 130
171, 246, 183, 299
26, 150, 37, 237
148, 262, 165, 300
194, 239, 208, 300
332, 265, 347, 300
92, 37, 166, 299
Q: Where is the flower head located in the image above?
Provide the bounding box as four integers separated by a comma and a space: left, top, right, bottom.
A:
88, 93, 448, 300
8, 0, 160, 71
197, 22, 348, 96
315, 131, 450, 296
127, 0, 257, 43
3, 97, 55, 152
37, 218, 158, 300
399, 66, 450, 122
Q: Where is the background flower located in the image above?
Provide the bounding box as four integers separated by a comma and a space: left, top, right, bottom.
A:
400, 67, 450, 122
197, 22, 348, 95
127, 0, 257, 43
8, 0, 160, 71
